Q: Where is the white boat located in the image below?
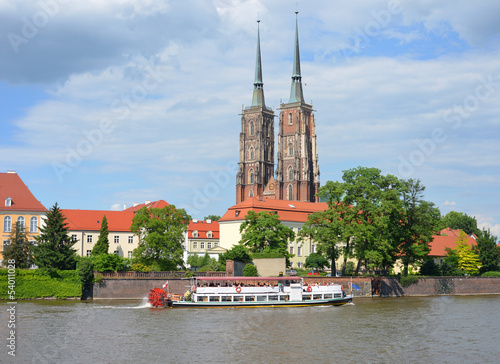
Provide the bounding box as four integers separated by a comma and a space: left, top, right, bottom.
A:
148, 276, 353, 308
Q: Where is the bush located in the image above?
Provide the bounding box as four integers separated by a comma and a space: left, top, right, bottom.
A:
92, 254, 127, 272
400, 275, 420, 287
251, 252, 283, 260
76, 257, 94, 285
243, 264, 258, 277
131, 263, 152, 272
481, 271, 500, 277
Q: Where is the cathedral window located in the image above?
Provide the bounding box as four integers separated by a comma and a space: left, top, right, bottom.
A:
287, 185, 293, 200
249, 190, 254, 197
250, 122, 255, 136
288, 143, 293, 156
288, 166, 293, 181
250, 147, 254, 160
288, 113, 293, 125
249, 169, 255, 184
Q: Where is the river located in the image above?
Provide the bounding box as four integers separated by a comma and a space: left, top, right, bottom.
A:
1, 295, 499, 363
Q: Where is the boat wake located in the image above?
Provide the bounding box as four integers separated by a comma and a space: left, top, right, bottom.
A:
93, 297, 152, 309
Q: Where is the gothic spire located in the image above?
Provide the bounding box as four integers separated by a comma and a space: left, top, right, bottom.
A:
289, 11, 304, 103
251, 20, 266, 108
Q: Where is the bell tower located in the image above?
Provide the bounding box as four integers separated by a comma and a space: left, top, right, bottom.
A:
275, 12, 320, 202
236, 20, 275, 204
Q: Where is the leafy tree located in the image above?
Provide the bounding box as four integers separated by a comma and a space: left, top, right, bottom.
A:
204, 215, 221, 221
91, 215, 109, 256
239, 210, 295, 265
243, 263, 258, 276
442, 247, 462, 276
76, 257, 94, 285
2, 222, 32, 269
455, 231, 481, 275
218, 244, 252, 266
92, 253, 127, 272
474, 228, 500, 273
304, 252, 330, 270
442, 211, 479, 236
392, 179, 442, 276
33, 203, 77, 270
131, 205, 191, 271
187, 253, 213, 270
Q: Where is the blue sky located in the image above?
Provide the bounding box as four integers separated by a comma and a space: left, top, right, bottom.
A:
1, 0, 499, 237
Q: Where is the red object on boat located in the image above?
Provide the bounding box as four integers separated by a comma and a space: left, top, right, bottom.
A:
148, 288, 167, 307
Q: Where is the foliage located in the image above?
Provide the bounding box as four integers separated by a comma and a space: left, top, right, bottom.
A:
481, 271, 500, 277
474, 228, 500, 273
187, 253, 212, 270
239, 210, 295, 265
342, 261, 355, 276
91, 215, 109, 256
2, 222, 33, 269
420, 259, 440, 276
218, 245, 253, 265
243, 263, 258, 277
92, 253, 127, 272
442, 211, 479, 236
0, 269, 81, 299
455, 231, 481, 275
131, 205, 191, 271
251, 252, 285, 260
204, 215, 221, 221
76, 257, 94, 285
33, 203, 77, 270
304, 253, 330, 270
442, 248, 464, 276
391, 179, 442, 276
130, 263, 152, 272
399, 275, 420, 287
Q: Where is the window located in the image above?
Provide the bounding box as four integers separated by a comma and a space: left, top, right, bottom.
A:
297, 262, 302, 268
128, 251, 133, 259
235, 211, 240, 217
5, 197, 12, 207
207, 231, 213, 238
3, 240, 10, 251
289, 246, 294, 255
114, 236, 119, 244
17, 216, 25, 229
3, 216, 12, 232
250, 121, 255, 136
208, 242, 212, 249
250, 147, 255, 160
128, 236, 133, 244
249, 189, 254, 197
311, 244, 316, 254
249, 169, 255, 184
288, 113, 293, 125
87, 235, 93, 243
297, 246, 302, 257
71, 235, 77, 242
114, 250, 119, 255
30, 217, 38, 233
86, 250, 92, 257
287, 185, 293, 200
193, 242, 198, 250
288, 143, 293, 156
193, 230, 198, 238
288, 166, 293, 181
214, 242, 218, 247
201, 242, 205, 249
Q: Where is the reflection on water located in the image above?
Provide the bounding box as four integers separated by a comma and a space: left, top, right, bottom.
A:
1, 295, 499, 363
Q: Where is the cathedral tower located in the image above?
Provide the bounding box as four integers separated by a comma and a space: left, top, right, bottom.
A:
275, 12, 320, 202
236, 21, 275, 204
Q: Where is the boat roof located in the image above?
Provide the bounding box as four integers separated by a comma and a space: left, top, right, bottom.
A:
194, 276, 302, 281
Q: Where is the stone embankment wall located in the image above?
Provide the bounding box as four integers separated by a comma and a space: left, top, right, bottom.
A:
378, 276, 500, 297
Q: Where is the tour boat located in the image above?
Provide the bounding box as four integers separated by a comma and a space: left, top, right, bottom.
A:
148, 276, 353, 308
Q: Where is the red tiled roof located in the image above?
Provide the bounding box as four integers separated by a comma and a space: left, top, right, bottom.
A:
429, 228, 477, 257
124, 200, 170, 212
219, 197, 328, 223
0, 171, 47, 212
188, 220, 220, 239
62, 209, 135, 232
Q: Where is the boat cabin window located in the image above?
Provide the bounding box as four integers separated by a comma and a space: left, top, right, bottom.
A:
233, 296, 243, 302
209, 296, 220, 302
256, 295, 267, 302
244, 296, 254, 302
324, 294, 332, 299
268, 295, 278, 301
221, 296, 231, 302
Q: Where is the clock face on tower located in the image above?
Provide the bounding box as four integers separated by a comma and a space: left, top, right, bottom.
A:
268, 182, 275, 190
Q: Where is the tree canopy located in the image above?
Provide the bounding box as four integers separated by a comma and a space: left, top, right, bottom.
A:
131, 205, 190, 271
204, 215, 221, 221
442, 211, 479, 236
2, 222, 32, 269
91, 215, 109, 256
474, 228, 499, 273
33, 203, 77, 270
304, 252, 330, 270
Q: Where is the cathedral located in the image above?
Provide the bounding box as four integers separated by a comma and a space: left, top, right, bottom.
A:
236, 14, 320, 204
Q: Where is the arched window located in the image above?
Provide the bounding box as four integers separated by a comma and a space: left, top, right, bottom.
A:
250, 122, 255, 136
288, 166, 293, 181
193, 230, 198, 238
288, 113, 293, 125
250, 147, 255, 160
249, 190, 254, 197
207, 231, 213, 238
287, 185, 293, 200
249, 169, 255, 184
3, 216, 12, 232
30, 217, 38, 233
17, 216, 25, 229
288, 143, 293, 156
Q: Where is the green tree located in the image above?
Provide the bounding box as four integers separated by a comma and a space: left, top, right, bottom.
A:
218, 245, 252, 266
243, 263, 258, 277
455, 231, 481, 275
474, 228, 500, 273
92, 253, 127, 272
204, 215, 221, 221
76, 257, 94, 285
2, 222, 32, 269
187, 253, 213, 270
131, 205, 191, 271
91, 215, 109, 256
442, 211, 479, 236
239, 210, 295, 265
304, 252, 330, 270
392, 179, 442, 276
33, 203, 77, 270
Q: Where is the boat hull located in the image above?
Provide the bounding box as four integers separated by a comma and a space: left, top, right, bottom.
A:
168, 296, 353, 308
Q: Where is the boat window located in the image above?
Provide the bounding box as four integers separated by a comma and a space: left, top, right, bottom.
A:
244, 296, 254, 302
233, 296, 243, 302
209, 296, 220, 302
268, 295, 278, 301
256, 295, 267, 302
302, 294, 312, 301
279, 295, 289, 301
313, 294, 322, 300
221, 296, 231, 302
324, 294, 332, 299
334, 293, 341, 298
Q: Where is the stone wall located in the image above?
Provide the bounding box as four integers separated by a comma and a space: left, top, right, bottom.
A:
93, 279, 193, 299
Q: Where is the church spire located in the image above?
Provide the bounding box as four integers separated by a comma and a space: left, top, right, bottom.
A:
251, 20, 266, 108
289, 11, 304, 103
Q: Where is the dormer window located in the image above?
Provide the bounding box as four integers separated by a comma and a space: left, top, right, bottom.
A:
5, 197, 12, 207
207, 231, 213, 238
193, 230, 198, 238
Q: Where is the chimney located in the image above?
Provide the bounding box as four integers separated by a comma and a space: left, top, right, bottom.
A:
145, 200, 151, 205
133, 202, 139, 207
123, 204, 127, 210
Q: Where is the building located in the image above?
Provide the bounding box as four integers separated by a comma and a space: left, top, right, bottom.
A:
219, 197, 337, 268
0, 171, 47, 264
428, 228, 478, 266
184, 219, 223, 263
237, 13, 320, 204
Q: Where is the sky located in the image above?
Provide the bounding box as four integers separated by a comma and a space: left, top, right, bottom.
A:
1, 0, 499, 237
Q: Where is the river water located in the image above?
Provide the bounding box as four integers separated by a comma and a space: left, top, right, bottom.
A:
1, 295, 499, 363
